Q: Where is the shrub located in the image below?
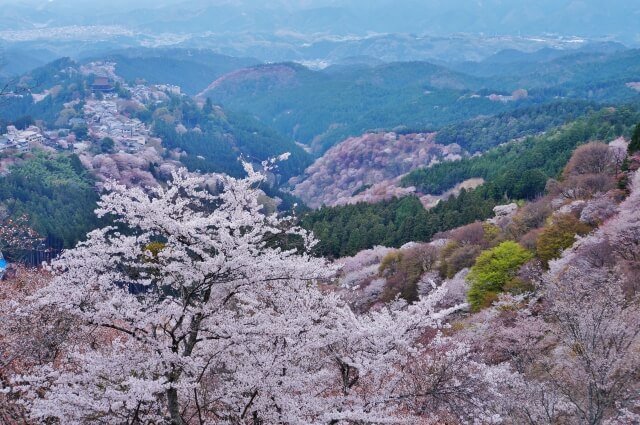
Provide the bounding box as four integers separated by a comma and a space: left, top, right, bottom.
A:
467, 241, 534, 311
379, 251, 403, 277
557, 174, 617, 200
508, 198, 553, 238
444, 245, 482, 279
563, 142, 612, 177
378, 245, 440, 303
536, 214, 592, 266
450, 222, 486, 246
437, 241, 460, 278
518, 228, 543, 252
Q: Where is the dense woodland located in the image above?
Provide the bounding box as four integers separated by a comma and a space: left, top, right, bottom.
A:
0, 152, 100, 250
402, 106, 639, 194
0, 58, 90, 126
203, 62, 533, 154
2, 128, 640, 423
149, 96, 312, 181
107, 48, 261, 95
304, 106, 639, 257
431, 99, 596, 152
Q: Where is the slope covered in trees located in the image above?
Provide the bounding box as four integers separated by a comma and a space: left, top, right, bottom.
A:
291, 131, 461, 208
2, 41, 640, 425
3, 134, 640, 424
200, 62, 528, 154
148, 96, 312, 182
303, 106, 639, 257
328, 143, 640, 423
432, 99, 596, 153
1, 165, 518, 424
199, 49, 640, 154
402, 106, 639, 195
0, 58, 90, 126
0, 152, 100, 250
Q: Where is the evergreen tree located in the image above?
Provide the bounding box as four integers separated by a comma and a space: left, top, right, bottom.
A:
629, 123, 640, 154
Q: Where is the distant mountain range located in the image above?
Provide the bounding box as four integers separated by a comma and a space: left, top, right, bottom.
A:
0, 0, 638, 71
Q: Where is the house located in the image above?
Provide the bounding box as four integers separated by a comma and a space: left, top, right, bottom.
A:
155, 84, 181, 95
16, 140, 30, 153
19, 130, 44, 144
91, 76, 115, 92
0, 126, 42, 152
124, 136, 146, 146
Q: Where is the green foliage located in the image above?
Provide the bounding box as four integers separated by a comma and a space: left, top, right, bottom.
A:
467, 241, 534, 311
143, 241, 166, 262
432, 100, 595, 153
301, 188, 497, 258
205, 62, 527, 154
114, 82, 132, 100
108, 49, 260, 95
151, 96, 312, 181
629, 123, 640, 154
378, 246, 434, 303
438, 242, 482, 279
536, 214, 592, 266
0, 152, 100, 249
73, 124, 88, 140
0, 58, 90, 126
402, 106, 640, 196
13, 115, 34, 130
303, 106, 639, 258
378, 251, 403, 276
203, 49, 640, 154
100, 137, 115, 153
203, 98, 213, 114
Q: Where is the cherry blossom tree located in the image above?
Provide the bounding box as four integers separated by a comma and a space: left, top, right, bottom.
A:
12, 164, 503, 424
0, 267, 76, 424
544, 266, 640, 425
486, 170, 640, 424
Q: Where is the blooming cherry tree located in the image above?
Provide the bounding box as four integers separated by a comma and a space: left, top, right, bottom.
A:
13, 165, 494, 424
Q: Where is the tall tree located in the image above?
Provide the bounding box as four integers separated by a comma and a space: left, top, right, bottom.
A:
14, 165, 511, 424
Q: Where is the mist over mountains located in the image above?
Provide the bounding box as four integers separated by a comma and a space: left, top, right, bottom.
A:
0, 0, 638, 42
0, 0, 637, 68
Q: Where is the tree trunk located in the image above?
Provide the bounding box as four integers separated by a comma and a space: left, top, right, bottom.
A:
167, 387, 186, 425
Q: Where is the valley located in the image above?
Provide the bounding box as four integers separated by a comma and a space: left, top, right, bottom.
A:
1, 2, 640, 422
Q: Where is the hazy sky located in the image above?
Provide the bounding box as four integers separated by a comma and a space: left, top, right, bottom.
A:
0, 0, 638, 42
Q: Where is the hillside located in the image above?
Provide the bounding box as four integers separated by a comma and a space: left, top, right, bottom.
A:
432, 100, 596, 153
4, 2, 640, 424
291, 131, 461, 208
452, 42, 627, 78
198, 49, 640, 155
3, 39, 640, 425
0, 58, 310, 184
302, 106, 640, 257
286, 100, 595, 212
200, 61, 525, 154
98, 48, 262, 95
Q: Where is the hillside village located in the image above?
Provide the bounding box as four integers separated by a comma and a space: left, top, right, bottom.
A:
0, 62, 185, 179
